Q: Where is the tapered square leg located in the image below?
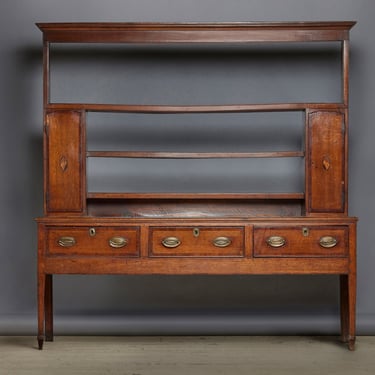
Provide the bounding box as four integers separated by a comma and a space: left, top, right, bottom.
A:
37, 272, 45, 350
340, 273, 356, 350
45, 274, 54, 342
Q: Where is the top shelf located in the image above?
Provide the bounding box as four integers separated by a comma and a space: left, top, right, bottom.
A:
36, 21, 356, 43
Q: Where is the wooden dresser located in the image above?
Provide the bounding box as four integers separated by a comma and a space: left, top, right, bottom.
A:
36, 22, 357, 350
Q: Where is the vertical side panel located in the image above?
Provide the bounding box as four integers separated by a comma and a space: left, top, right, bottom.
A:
45, 111, 85, 213
307, 110, 345, 213
342, 40, 350, 106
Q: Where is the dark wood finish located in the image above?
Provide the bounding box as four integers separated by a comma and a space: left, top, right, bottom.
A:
36, 22, 357, 351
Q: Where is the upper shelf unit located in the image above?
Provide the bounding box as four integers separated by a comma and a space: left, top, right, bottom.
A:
37, 22, 356, 110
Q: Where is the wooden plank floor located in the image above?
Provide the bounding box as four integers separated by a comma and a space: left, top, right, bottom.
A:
1, 336, 375, 375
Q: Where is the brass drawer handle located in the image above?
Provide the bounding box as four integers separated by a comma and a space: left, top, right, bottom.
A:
162, 237, 181, 248
319, 236, 338, 248
213, 236, 232, 248
109, 236, 128, 248
266, 236, 286, 248
58, 236, 76, 247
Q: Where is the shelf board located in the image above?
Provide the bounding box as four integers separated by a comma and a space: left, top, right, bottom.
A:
47, 102, 345, 113
87, 192, 305, 200
87, 151, 304, 159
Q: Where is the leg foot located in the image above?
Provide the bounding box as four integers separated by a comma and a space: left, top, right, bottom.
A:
348, 337, 356, 351
38, 337, 44, 350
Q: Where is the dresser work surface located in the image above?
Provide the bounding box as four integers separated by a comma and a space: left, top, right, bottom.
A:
36, 22, 357, 350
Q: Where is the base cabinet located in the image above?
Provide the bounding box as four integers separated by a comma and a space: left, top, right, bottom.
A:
37, 217, 357, 350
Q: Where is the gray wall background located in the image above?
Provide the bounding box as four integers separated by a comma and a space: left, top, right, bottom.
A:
1, 0, 374, 335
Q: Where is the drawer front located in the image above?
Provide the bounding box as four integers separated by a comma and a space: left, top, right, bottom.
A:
254, 226, 348, 257
149, 227, 244, 257
47, 226, 140, 256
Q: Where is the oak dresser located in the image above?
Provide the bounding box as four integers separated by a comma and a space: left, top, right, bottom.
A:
36, 22, 357, 350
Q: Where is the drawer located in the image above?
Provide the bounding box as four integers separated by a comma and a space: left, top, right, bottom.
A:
149, 227, 244, 257
254, 226, 348, 257
47, 226, 140, 256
